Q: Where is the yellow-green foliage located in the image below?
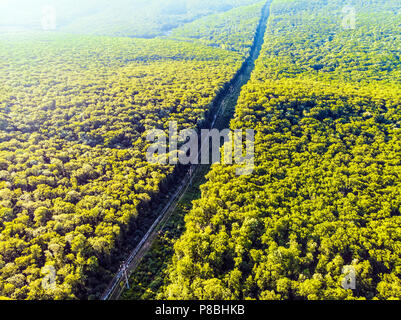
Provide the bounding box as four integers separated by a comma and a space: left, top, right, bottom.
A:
169, 2, 265, 56
0, 33, 243, 300
162, 0, 401, 300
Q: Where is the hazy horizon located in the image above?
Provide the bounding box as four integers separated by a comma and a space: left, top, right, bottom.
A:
0, 0, 262, 36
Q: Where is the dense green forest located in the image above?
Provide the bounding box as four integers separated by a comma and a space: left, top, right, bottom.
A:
2, 0, 401, 301
0, 35, 242, 299
0, 0, 265, 300
169, 2, 265, 56
161, 0, 401, 300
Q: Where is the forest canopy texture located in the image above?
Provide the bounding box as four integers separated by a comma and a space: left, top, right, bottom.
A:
161, 0, 401, 300
1, 0, 401, 301
0, 0, 264, 300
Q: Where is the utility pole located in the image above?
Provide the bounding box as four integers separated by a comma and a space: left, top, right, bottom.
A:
122, 264, 129, 289
189, 166, 193, 177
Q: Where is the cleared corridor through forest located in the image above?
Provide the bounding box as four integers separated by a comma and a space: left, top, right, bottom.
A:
101, 0, 272, 300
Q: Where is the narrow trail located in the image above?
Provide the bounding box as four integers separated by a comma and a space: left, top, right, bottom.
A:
100, 0, 272, 301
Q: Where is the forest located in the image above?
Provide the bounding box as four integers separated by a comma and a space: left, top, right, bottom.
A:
169, 1, 265, 56
1, 0, 401, 301
0, 0, 264, 300
160, 0, 401, 300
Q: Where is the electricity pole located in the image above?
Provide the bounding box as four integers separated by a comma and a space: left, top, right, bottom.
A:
122, 264, 129, 289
